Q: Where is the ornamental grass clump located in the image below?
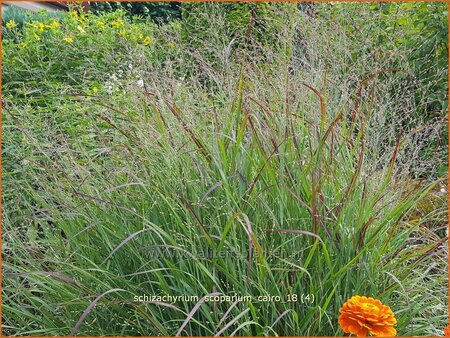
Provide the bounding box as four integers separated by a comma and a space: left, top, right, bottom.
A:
2, 3, 447, 336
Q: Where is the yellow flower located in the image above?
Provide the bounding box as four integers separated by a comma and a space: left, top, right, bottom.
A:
69, 11, 78, 18
6, 20, 17, 29
96, 20, 106, 30
92, 87, 98, 94
63, 36, 74, 44
338, 296, 396, 337
47, 20, 60, 29
168, 41, 175, 48
119, 29, 126, 38
36, 22, 45, 32
142, 36, 152, 46
25, 21, 44, 32
77, 25, 85, 34
111, 18, 124, 29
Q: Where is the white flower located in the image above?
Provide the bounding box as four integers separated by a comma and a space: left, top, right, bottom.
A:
137, 79, 144, 88
105, 83, 114, 95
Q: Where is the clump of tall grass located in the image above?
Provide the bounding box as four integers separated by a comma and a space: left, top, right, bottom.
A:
2, 3, 447, 336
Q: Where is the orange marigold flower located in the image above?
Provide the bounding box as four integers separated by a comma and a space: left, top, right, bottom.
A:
338, 296, 396, 337
444, 324, 450, 336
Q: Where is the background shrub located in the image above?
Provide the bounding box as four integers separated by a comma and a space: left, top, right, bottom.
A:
90, 1, 181, 23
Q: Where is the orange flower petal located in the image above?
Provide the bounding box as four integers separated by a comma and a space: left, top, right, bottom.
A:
338, 296, 396, 337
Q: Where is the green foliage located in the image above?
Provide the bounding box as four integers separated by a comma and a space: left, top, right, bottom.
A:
318, 2, 448, 177
2, 9, 158, 100
180, 3, 295, 61
376, 3, 447, 117
3, 66, 447, 335
2, 6, 31, 28
90, 2, 181, 23
2, 6, 63, 37
2, 4, 447, 337
323, 2, 448, 112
